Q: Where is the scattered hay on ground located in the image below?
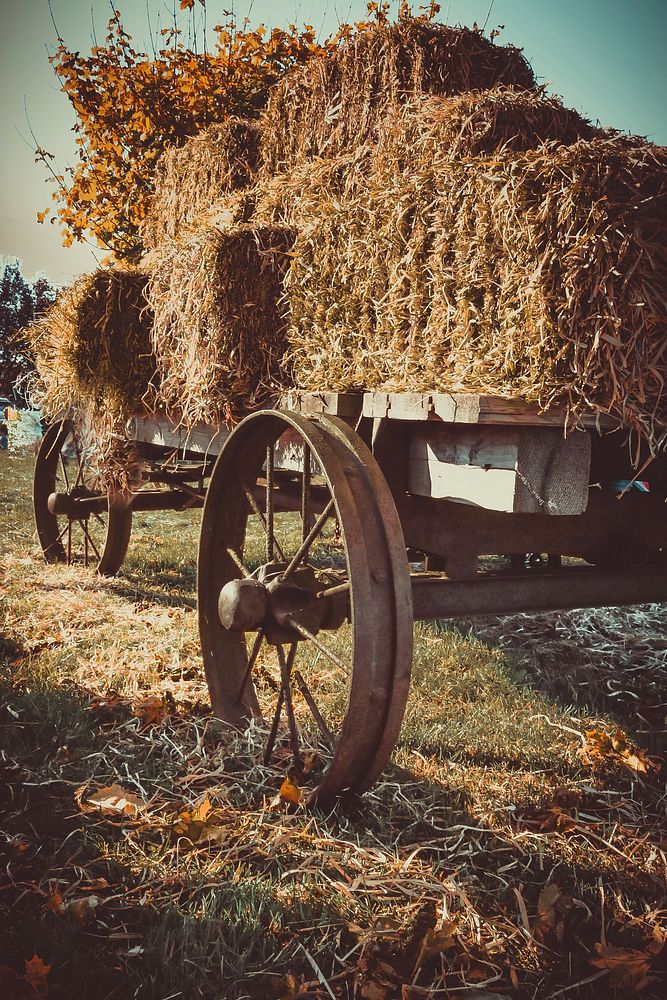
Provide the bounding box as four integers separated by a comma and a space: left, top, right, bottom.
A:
261, 20, 536, 173
142, 118, 261, 249
144, 224, 295, 425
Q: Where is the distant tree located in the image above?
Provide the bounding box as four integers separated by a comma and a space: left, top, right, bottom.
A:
0, 259, 57, 403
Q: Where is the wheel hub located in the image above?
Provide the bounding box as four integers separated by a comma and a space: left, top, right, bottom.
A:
217, 564, 348, 643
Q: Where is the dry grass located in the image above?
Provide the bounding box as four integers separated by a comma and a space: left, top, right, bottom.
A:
261, 20, 536, 174
142, 118, 261, 250
144, 224, 295, 425
1, 451, 666, 998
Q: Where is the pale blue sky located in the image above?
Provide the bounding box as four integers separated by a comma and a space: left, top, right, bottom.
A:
1, 0, 666, 284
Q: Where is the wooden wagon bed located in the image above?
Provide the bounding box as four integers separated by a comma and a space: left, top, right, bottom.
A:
34, 391, 667, 803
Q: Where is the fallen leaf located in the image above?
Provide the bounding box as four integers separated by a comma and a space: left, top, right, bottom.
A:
413, 919, 458, 970
537, 806, 577, 833
581, 729, 660, 774
23, 954, 50, 998
132, 695, 168, 727
173, 795, 220, 842
278, 777, 302, 805
589, 942, 654, 988
531, 883, 573, 944
86, 783, 147, 817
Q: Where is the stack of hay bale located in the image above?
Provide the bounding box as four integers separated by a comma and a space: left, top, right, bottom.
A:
32, 17, 667, 456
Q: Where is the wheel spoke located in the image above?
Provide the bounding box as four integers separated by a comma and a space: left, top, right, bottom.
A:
67, 520, 72, 564
265, 445, 275, 563
263, 686, 284, 766
60, 454, 70, 490
79, 518, 101, 562
226, 546, 252, 579
72, 436, 85, 489
301, 445, 311, 543
285, 617, 348, 673
277, 643, 301, 763
281, 498, 336, 583
316, 581, 350, 599
235, 629, 264, 704
241, 480, 286, 562
294, 669, 334, 749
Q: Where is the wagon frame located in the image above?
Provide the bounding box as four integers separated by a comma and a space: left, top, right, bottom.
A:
33, 391, 667, 804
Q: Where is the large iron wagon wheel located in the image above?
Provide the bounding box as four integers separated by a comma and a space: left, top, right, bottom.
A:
33, 419, 132, 575
198, 410, 413, 806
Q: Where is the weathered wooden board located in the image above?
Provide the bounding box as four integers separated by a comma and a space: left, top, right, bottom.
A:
407, 424, 591, 514
127, 415, 228, 457
280, 391, 362, 419
361, 391, 615, 429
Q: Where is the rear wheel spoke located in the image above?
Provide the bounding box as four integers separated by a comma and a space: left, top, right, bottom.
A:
79, 518, 101, 562
264, 686, 285, 765
60, 455, 70, 490
301, 445, 311, 543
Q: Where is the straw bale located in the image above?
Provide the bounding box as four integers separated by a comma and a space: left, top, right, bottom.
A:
261, 21, 536, 173
145, 225, 295, 425
29, 268, 156, 423
375, 87, 596, 165
253, 135, 667, 453
143, 119, 261, 249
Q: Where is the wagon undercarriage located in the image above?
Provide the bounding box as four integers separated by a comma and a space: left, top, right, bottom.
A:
33, 391, 667, 804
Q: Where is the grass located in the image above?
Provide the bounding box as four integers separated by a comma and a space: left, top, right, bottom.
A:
1, 448, 665, 999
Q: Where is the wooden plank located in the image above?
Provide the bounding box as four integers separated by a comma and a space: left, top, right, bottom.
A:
413, 425, 520, 470
408, 460, 518, 511
281, 391, 362, 418
362, 392, 391, 419
359, 391, 617, 429
406, 423, 591, 514
128, 415, 228, 457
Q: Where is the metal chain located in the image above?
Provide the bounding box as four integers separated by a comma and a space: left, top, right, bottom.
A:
515, 469, 560, 514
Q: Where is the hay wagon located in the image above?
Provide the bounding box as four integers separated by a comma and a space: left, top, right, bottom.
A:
33, 391, 667, 803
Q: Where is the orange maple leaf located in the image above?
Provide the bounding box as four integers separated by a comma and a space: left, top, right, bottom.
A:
589, 942, 655, 989
23, 954, 50, 997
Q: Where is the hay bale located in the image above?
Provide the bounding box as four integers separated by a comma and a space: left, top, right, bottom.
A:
253, 135, 667, 453
376, 87, 596, 165
142, 119, 261, 249
29, 268, 156, 422
145, 225, 295, 425
261, 21, 536, 173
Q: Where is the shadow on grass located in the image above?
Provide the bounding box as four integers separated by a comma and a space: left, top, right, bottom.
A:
1, 653, 665, 1000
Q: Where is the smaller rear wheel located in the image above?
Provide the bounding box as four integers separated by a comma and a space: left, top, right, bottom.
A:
33, 419, 132, 575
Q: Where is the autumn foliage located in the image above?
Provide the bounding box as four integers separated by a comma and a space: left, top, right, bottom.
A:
38, 1, 440, 261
